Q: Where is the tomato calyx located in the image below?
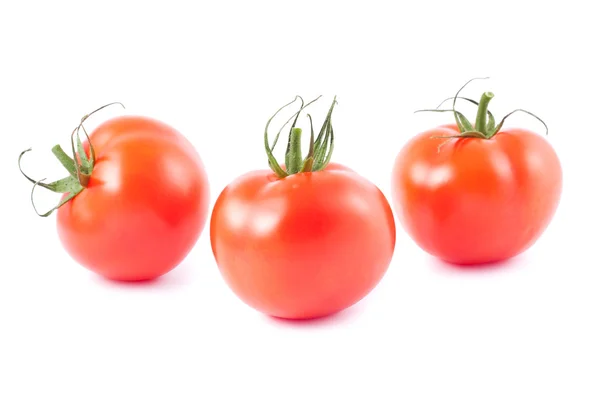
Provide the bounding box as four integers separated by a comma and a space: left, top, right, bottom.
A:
264, 96, 337, 178
416, 77, 549, 140
17, 102, 125, 217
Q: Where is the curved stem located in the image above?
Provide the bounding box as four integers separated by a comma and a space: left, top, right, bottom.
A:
79, 102, 125, 124
18, 149, 52, 190
474, 92, 494, 134
436, 96, 480, 110
414, 108, 475, 132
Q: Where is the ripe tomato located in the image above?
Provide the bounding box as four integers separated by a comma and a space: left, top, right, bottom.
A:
210, 97, 396, 319
20, 106, 210, 280
392, 81, 562, 265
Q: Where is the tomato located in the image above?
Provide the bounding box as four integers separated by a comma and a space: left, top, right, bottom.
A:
391, 81, 562, 265
210, 97, 396, 319
19, 105, 210, 280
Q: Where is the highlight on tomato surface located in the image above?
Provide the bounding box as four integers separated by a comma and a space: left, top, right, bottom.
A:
210, 96, 396, 320
391, 78, 562, 265
18, 103, 210, 281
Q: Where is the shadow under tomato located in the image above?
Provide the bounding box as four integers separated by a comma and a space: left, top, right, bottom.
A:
264, 301, 367, 328
430, 253, 527, 274
90, 262, 195, 290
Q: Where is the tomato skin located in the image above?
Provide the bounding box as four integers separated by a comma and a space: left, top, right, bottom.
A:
392, 124, 562, 265
57, 116, 210, 281
210, 163, 396, 319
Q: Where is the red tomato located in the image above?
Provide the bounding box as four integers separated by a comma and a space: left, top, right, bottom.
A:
210, 97, 395, 319
211, 163, 395, 319
25, 114, 210, 281
392, 123, 562, 265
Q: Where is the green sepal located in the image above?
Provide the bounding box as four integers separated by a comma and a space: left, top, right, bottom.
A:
314, 122, 334, 172
300, 157, 314, 173
300, 115, 316, 173
430, 131, 488, 140
486, 112, 496, 136
76, 134, 91, 174
456, 113, 474, 132
493, 108, 549, 136
263, 99, 293, 178
313, 121, 331, 168
435, 96, 497, 137
415, 108, 474, 131
418, 77, 548, 140
42, 176, 81, 193
313, 97, 337, 170
31, 179, 84, 217
51, 145, 78, 178
18, 102, 124, 217
19, 149, 85, 217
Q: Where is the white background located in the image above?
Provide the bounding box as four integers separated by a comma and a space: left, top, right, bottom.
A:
1, 1, 598, 399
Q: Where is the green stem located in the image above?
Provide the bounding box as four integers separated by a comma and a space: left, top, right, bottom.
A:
474, 91, 494, 134
286, 127, 303, 174
264, 96, 337, 177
